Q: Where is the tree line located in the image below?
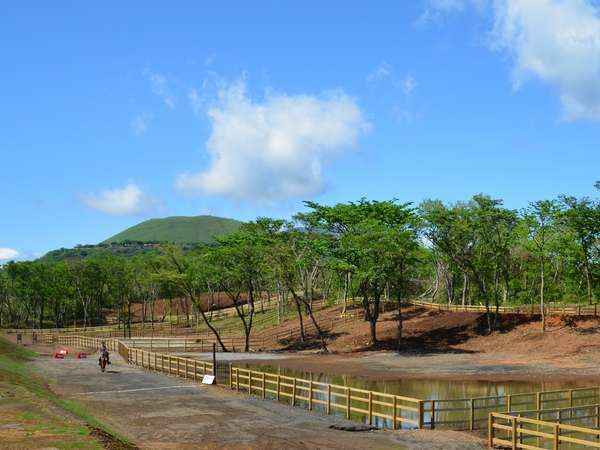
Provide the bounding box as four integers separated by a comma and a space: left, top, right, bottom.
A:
1, 188, 599, 350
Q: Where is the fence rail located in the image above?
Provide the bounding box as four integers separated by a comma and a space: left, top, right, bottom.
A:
230, 366, 423, 429
489, 412, 600, 449
411, 299, 600, 316
14, 331, 600, 439
424, 386, 600, 431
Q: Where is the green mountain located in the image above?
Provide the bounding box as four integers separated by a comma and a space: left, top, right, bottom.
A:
102, 215, 243, 244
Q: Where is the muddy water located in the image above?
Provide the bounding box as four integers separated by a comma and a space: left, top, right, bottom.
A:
240, 362, 596, 444
245, 363, 575, 401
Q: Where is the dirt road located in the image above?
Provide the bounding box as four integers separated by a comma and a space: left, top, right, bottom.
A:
32, 348, 484, 450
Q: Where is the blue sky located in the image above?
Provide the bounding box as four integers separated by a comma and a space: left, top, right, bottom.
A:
1, 1, 599, 260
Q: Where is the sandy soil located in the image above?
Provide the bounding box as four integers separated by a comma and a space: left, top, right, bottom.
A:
28, 343, 484, 450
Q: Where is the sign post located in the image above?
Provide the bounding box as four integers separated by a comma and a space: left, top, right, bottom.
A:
212, 343, 217, 385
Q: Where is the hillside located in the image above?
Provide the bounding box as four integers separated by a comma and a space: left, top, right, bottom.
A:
102, 215, 242, 244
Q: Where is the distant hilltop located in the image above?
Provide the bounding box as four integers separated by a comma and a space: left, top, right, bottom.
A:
42, 215, 242, 261
101, 215, 243, 244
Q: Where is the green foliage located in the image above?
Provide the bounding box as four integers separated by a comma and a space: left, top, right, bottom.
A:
102, 215, 242, 244
1, 191, 598, 342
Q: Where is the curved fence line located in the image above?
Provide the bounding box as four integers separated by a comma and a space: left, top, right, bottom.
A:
29, 332, 600, 436
410, 299, 600, 316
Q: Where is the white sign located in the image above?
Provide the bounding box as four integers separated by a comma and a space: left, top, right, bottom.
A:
202, 375, 215, 385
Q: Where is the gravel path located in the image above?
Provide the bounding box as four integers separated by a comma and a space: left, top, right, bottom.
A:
32, 348, 485, 450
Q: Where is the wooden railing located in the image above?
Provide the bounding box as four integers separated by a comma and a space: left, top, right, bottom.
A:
411, 299, 600, 316
513, 403, 600, 429
489, 412, 600, 449
18, 331, 600, 438
121, 336, 268, 352
52, 335, 214, 380
230, 366, 423, 429
425, 386, 600, 431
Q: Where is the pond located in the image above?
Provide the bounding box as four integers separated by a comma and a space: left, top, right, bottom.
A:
235, 363, 596, 434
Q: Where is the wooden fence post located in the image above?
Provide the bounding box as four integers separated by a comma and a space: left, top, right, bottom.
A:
511, 417, 517, 449
346, 388, 351, 419
327, 385, 331, 415
292, 378, 297, 407
553, 424, 559, 450
470, 399, 475, 431
236, 368, 239, 392
262, 373, 266, 400
569, 389, 573, 408
249, 371, 252, 395
488, 414, 494, 448
368, 391, 372, 425
309, 380, 313, 411
277, 375, 281, 401
393, 396, 398, 430
417, 400, 424, 429
194, 360, 197, 381
430, 400, 436, 429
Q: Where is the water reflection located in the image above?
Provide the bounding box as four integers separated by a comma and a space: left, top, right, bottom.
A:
241, 363, 591, 435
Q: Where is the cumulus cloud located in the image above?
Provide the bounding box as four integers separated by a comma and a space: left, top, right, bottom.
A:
493, 0, 600, 121
367, 63, 392, 82
0, 248, 19, 261
398, 75, 418, 96
144, 68, 176, 109
418, 0, 600, 121
80, 183, 159, 216
130, 113, 152, 136
175, 80, 369, 203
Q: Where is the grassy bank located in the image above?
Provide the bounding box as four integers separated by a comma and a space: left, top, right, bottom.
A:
0, 337, 136, 449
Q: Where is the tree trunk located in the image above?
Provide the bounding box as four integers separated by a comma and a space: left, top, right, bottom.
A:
461, 272, 468, 306
341, 272, 350, 315
541, 257, 545, 333
584, 261, 593, 305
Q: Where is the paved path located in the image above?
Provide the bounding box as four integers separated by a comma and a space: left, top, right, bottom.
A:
33, 349, 485, 450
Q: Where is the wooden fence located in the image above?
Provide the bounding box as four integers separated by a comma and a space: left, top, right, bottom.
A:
411, 299, 600, 316
53, 334, 214, 381
121, 336, 269, 352
489, 412, 600, 449
424, 386, 600, 431
230, 366, 423, 430
512, 403, 600, 429
18, 332, 600, 439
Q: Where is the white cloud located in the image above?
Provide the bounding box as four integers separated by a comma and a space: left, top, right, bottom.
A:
176, 80, 369, 203
0, 248, 18, 261
367, 63, 392, 82
398, 75, 418, 95
204, 53, 216, 66
80, 183, 159, 216
417, 0, 486, 25
130, 113, 152, 136
493, 0, 600, 121
188, 89, 202, 115
144, 68, 176, 109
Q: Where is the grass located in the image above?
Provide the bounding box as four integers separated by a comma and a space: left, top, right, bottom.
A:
102, 215, 242, 244
0, 336, 136, 449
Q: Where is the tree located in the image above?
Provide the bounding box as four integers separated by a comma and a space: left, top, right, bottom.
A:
208, 222, 273, 352
299, 199, 417, 345
157, 245, 229, 351
559, 196, 600, 304
524, 200, 559, 332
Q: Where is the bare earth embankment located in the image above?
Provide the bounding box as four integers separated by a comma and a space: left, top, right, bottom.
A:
242, 305, 600, 383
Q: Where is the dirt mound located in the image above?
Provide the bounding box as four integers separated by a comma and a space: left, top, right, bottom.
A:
263, 303, 600, 363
